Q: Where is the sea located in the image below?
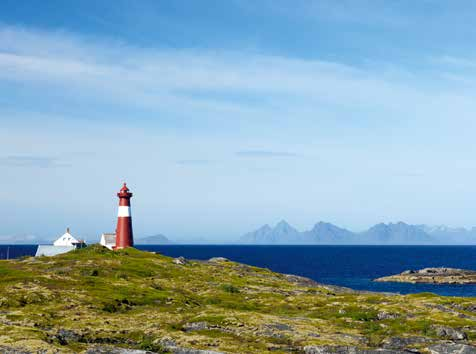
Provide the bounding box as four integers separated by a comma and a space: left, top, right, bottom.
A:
1, 245, 475, 297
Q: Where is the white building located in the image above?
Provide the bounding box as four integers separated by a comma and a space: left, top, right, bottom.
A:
53, 228, 80, 246
100, 233, 116, 250
35, 228, 86, 257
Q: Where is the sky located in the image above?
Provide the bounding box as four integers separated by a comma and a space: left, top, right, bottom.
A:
2, 1, 476, 242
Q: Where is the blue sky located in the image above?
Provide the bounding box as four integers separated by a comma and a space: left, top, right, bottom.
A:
2, 1, 476, 242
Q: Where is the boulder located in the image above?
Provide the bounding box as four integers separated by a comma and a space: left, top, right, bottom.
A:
263, 323, 292, 331
173, 257, 187, 265
182, 322, 210, 332
55, 329, 84, 345
432, 326, 468, 340
208, 257, 229, 263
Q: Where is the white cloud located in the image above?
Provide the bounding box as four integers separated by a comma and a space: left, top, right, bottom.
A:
0, 25, 447, 118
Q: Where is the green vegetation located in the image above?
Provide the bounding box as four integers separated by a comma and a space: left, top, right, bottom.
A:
0, 245, 474, 353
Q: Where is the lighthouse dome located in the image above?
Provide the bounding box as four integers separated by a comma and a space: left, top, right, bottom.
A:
53, 228, 80, 246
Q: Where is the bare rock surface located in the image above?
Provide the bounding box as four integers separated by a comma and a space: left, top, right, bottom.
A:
428, 343, 476, 354
86, 347, 154, 353
207, 257, 229, 263
0, 346, 32, 354
182, 321, 210, 332
172, 256, 188, 265
304, 344, 476, 354
432, 325, 468, 341
374, 268, 476, 284
86, 345, 225, 354
303, 345, 406, 353
381, 336, 433, 350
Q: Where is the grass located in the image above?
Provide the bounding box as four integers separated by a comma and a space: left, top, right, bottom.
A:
0, 244, 474, 353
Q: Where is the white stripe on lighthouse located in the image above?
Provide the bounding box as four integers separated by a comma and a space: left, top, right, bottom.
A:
118, 206, 131, 217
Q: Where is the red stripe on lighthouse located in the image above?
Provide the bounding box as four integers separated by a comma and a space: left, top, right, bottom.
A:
114, 183, 134, 250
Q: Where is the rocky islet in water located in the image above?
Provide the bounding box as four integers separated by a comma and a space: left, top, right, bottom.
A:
374, 267, 476, 284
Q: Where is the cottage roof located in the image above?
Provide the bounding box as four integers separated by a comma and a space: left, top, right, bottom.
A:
53, 228, 80, 246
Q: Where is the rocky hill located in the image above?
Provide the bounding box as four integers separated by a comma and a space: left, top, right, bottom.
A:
0, 245, 474, 353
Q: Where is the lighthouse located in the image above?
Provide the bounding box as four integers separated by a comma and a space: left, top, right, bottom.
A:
115, 183, 134, 249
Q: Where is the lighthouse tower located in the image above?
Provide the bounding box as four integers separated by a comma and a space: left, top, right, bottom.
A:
115, 183, 134, 249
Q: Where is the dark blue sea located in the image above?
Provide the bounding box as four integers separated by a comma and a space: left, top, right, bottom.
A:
1, 245, 475, 297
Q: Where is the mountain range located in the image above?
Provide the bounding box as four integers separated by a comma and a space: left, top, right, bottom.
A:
2, 223, 476, 245
239, 220, 476, 245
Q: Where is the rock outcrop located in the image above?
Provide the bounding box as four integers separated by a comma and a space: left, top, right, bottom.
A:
428, 343, 476, 354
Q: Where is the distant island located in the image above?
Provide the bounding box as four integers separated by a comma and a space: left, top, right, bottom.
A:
135, 234, 172, 245
239, 220, 476, 245
374, 267, 476, 284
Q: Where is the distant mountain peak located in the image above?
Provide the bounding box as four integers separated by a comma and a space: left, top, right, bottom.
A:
257, 224, 272, 232
239, 220, 300, 244
311, 221, 338, 230
307, 222, 355, 244
273, 220, 298, 233
362, 222, 434, 245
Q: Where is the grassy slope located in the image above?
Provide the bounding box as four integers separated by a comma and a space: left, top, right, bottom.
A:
0, 245, 474, 353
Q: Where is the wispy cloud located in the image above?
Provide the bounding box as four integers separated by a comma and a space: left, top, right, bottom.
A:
436, 56, 476, 69
236, 150, 298, 158
0, 25, 445, 120
0, 155, 70, 168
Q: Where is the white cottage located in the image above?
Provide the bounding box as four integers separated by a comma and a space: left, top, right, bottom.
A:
100, 233, 116, 250
35, 228, 86, 257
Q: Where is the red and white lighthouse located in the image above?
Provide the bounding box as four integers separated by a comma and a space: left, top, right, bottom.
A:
115, 183, 134, 249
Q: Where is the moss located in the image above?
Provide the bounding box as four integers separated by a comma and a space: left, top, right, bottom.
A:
221, 283, 240, 293
407, 292, 438, 298
137, 335, 168, 353
339, 306, 379, 321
